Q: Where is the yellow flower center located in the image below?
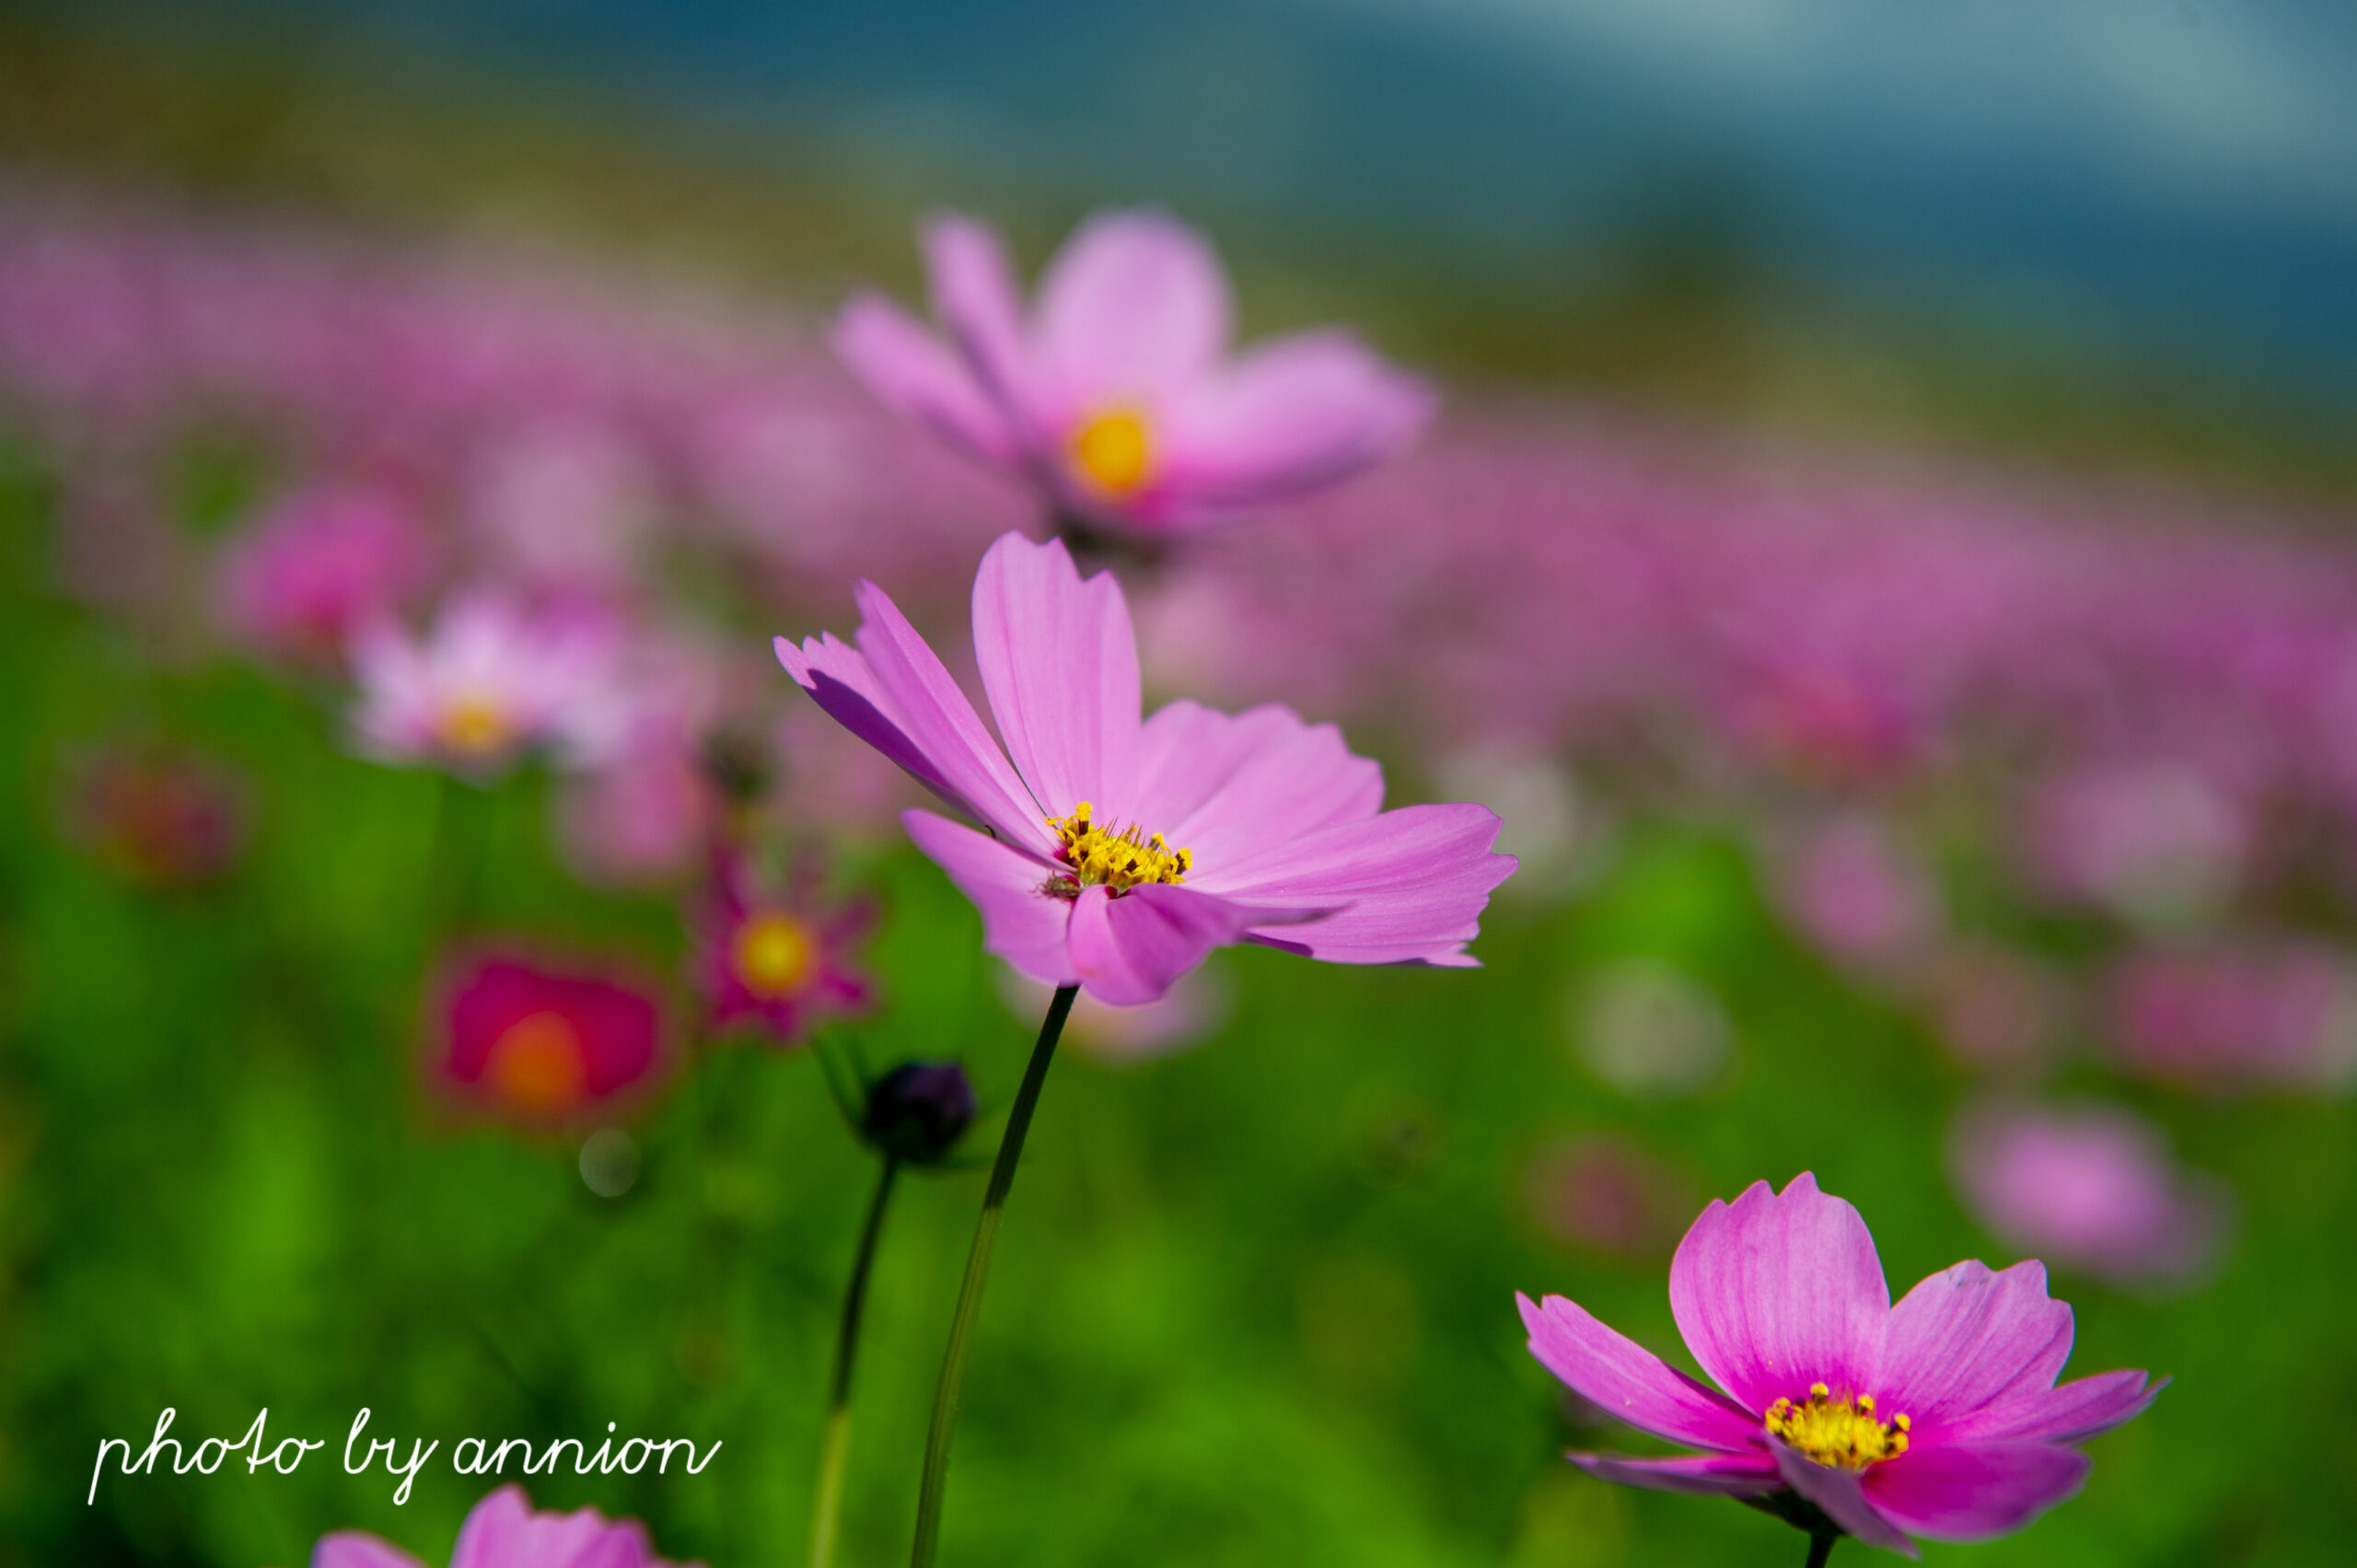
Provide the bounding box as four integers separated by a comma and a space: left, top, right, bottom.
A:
1046, 801, 1190, 894
1069, 406, 1154, 496
735, 912, 816, 998
438, 694, 516, 760
1765, 1384, 1911, 1471
485, 1011, 586, 1114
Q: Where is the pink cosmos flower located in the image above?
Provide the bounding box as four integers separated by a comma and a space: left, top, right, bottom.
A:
1520, 1173, 2160, 1557
432, 953, 669, 1127
695, 852, 874, 1045
350, 589, 620, 779
831, 210, 1434, 534
1949, 1103, 2231, 1289
1768, 815, 1942, 972
2104, 942, 2357, 1093
774, 532, 1515, 1005
62, 744, 249, 890
216, 484, 433, 662
311, 1483, 699, 1568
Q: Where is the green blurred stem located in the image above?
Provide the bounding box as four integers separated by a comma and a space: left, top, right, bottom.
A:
1804, 1530, 1839, 1568
810, 1155, 900, 1568
432, 772, 492, 928
908, 982, 1079, 1568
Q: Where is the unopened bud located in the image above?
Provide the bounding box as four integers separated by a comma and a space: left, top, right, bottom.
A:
861, 1061, 977, 1165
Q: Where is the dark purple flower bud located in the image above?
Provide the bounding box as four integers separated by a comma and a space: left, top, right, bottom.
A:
862, 1061, 976, 1165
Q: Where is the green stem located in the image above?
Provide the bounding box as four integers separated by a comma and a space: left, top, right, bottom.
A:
432, 772, 492, 929
1804, 1530, 1839, 1568
811, 1156, 900, 1568
907, 983, 1078, 1568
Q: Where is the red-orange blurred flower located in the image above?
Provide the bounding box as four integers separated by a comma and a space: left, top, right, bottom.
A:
432, 952, 669, 1126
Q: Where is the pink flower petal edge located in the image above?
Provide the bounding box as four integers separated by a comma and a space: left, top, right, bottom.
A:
310, 1484, 700, 1568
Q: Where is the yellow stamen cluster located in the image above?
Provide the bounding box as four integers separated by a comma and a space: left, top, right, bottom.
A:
1069, 406, 1154, 496
1046, 801, 1190, 894
735, 912, 816, 998
438, 694, 516, 760
1764, 1384, 1911, 1471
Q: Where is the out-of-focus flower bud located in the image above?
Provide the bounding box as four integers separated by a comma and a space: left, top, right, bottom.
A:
861, 1061, 977, 1166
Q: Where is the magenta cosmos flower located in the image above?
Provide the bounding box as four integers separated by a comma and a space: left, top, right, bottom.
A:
831, 210, 1433, 534
216, 483, 433, 663
351, 590, 620, 780
311, 1483, 699, 1568
1519, 1174, 2160, 1558
774, 531, 1515, 1005
696, 851, 874, 1044
433, 953, 668, 1126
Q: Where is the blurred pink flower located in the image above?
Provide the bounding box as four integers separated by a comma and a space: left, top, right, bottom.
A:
350, 589, 621, 780
469, 417, 656, 596
695, 853, 873, 1047
63, 745, 249, 890
1917, 944, 2061, 1072
1769, 814, 1942, 971
2104, 942, 2357, 1093
1525, 1133, 1696, 1258
312, 1483, 699, 1568
775, 531, 1515, 1005
2023, 760, 2245, 931
431, 952, 669, 1127
832, 209, 1433, 533
1949, 1102, 2230, 1289
215, 484, 434, 662
1521, 1173, 2160, 1555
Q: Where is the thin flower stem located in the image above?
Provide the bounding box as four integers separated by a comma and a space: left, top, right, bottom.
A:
432, 772, 492, 928
810, 1156, 901, 1568
1803, 1529, 1839, 1568
908, 983, 1079, 1568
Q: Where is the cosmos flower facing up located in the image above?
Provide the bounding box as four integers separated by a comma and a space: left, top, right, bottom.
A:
1520, 1174, 2159, 1558
350, 590, 620, 780
1950, 1102, 2231, 1289
433, 954, 668, 1127
215, 484, 434, 663
774, 531, 1515, 1005
695, 852, 874, 1046
831, 210, 1433, 535
311, 1483, 699, 1568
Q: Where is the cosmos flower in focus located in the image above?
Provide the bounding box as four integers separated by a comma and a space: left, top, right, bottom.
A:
432, 953, 668, 1127
774, 531, 1515, 1005
695, 851, 874, 1046
215, 484, 434, 663
1950, 1103, 2232, 1289
1520, 1174, 2160, 1557
831, 209, 1433, 535
350, 589, 620, 780
310, 1483, 700, 1568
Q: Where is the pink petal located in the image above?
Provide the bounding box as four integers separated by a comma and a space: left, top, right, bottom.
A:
1862, 1440, 2092, 1542
923, 214, 1038, 429
830, 291, 1017, 465
450, 1486, 656, 1568
847, 579, 1055, 854
1950, 1368, 2164, 1446
1213, 802, 1516, 967
1517, 1292, 1764, 1453
1771, 1440, 1920, 1557
775, 631, 1040, 849
1160, 330, 1434, 512
310, 1532, 428, 1568
1132, 700, 1384, 871
1668, 1175, 1891, 1416
901, 810, 1077, 987
970, 532, 1141, 819
1876, 1260, 2074, 1435
1565, 1450, 1782, 1497
1065, 882, 1318, 1005
1033, 210, 1231, 406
